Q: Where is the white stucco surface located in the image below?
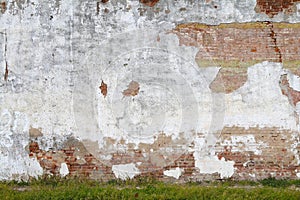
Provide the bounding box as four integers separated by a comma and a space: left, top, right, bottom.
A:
0, 0, 299, 180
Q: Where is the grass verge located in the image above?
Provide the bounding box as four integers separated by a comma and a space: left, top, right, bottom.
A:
0, 177, 300, 200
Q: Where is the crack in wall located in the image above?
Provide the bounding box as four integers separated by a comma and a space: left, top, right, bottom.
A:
266, 21, 282, 63
96, 2, 100, 15
3, 31, 7, 81
0, 31, 8, 81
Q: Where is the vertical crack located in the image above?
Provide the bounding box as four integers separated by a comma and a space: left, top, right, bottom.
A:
3, 30, 8, 81
266, 21, 282, 63
96, 2, 100, 15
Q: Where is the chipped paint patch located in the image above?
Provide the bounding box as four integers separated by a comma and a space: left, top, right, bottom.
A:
29, 126, 43, 138
221, 135, 267, 155
218, 126, 300, 179
224, 62, 297, 130
287, 72, 300, 92
59, 163, 69, 177
193, 132, 235, 179
0, 109, 43, 181
122, 80, 140, 97
112, 163, 141, 180
163, 167, 184, 179
280, 74, 300, 106
195, 156, 235, 179
99, 80, 108, 97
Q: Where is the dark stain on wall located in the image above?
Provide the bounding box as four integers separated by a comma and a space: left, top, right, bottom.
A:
122, 81, 140, 97
3, 31, 8, 81
0, 1, 6, 13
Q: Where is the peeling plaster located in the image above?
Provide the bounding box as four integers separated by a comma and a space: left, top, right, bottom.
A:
287, 72, 300, 92
221, 135, 267, 155
112, 163, 140, 180
0, 0, 300, 181
0, 109, 44, 181
195, 156, 235, 179
224, 62, 297, 130
163, 167, 184, 179
59, 163, 69, 177
193, 136, 235, 179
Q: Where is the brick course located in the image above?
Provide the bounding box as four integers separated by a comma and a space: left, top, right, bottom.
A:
28, 125, 300, 181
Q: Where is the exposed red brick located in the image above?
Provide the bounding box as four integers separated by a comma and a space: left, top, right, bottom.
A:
99, 80, 107, 97
28, 140, 113, 179
29, 142, 39, 153
172, 22, 300, 93
216, 126, 300, 179
209, 68, 247, 93
140, 0, 159, 7
255, 0, 300, 17
279, 74, 300, 106
164, 153, 195, 177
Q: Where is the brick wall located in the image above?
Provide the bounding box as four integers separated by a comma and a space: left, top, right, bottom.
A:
1, 0, 300, 182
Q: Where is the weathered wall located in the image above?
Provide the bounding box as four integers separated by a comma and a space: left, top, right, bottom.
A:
0, 0, 300, 182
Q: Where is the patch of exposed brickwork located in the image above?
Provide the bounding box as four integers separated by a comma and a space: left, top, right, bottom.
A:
99, 80, 107, 97
140, 0, 159, 7
216, 126, 300, 179
173, 22, 300, 93
28, 126, 300, 181
173, 22, 300, 69
255, 0, 300, 17
279, 74, 300, 106
164, 153, 196, 179
28, 139, 114, 180
28, 135, 195, 181
108, 135, 195, 180
209, 68, 248, 93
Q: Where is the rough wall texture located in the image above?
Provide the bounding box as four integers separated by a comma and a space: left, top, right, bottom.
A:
0, 0, 300, 182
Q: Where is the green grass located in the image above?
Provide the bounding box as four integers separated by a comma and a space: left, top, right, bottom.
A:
1, 177, 300, 200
